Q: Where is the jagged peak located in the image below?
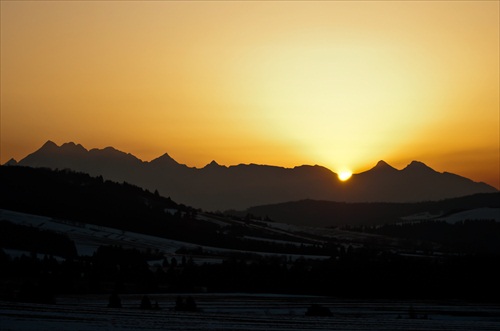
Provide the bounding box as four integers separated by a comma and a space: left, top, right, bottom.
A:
37, 140, 87, 154
3, 158, 18, 166
150, 152, 179, 165
61, 142, 87, 152
42, 140, 58, 148
371, 160, 397, 171
37, 140, 60, 152
156, 152, 175, 160
404, 160, 435, 172
88, 146, 126, 155
204, 160, 225, 169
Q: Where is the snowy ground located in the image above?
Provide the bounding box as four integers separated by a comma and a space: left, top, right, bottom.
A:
402, 208, 500, 223
0, 209, 194, 257
436, 208, 500, 223
2, 294, 500, 331
0, 209, 330, 262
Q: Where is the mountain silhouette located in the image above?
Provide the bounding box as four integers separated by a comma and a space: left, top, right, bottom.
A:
371, 160, 398, 172
245, 193, 500, 228
9, 141, 498, 211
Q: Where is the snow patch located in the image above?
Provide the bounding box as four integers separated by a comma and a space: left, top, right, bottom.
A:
436, 208, 500, 223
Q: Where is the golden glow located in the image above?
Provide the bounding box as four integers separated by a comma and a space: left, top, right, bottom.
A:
0, 1, 498, 189
338, 171, 353, 182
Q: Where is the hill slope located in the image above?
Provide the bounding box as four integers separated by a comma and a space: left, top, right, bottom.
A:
245, 193, 500, 227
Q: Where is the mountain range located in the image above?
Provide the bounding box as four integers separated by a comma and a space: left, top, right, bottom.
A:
6, 141, 497, 211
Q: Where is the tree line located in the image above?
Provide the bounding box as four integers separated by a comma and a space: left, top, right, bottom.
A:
1, 244, 498, 304
345, 220, 500, 254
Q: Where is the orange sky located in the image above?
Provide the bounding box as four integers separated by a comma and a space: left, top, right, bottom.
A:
1, 1, 499, 189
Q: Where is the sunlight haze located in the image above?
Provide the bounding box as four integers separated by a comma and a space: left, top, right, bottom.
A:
1, 1, 498, 188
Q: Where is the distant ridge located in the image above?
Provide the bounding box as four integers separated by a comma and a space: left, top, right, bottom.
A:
369, 160, 398, 172
245, 192, 500, 227
7, 141, 498, 211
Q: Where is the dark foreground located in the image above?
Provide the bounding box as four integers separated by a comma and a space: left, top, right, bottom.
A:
2, 294, 500, 331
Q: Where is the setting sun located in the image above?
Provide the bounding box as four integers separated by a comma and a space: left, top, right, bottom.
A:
0, 1, 498, 189
338, 171, 353, 182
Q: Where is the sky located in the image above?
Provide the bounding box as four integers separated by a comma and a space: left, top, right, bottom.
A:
1, 1, 499, 189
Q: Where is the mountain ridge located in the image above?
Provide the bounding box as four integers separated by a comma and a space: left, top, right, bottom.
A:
7, 140, 498, 211
245, 192, 500, 227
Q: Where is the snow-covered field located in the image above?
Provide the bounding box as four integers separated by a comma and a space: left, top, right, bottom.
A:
2, 294, 500, 331
402, 208, 500, 223
0, 209, 194, 256
436, 208, 500, 223
0, 209, 330, 262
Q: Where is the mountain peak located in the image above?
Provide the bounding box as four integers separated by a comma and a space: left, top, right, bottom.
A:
40, 140, 58, 150
204, 160, 224, 169
404, 160, 435, 173
3, 158, 18, 166
61, 142, 87, 153
157, 152, 175, 160
14, 140, 497, 210
101, 146, 120, 153
371, 160, 397, 171
149, 152, 180, 167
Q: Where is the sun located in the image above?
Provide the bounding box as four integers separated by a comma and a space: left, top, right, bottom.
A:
338, 170, 353, 181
